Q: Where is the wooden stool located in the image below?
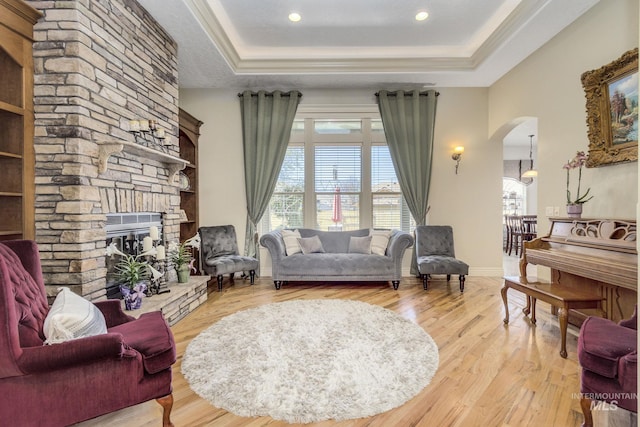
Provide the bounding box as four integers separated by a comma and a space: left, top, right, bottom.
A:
501, 276, 604, 358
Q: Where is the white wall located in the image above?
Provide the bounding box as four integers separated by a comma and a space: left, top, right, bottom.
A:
489, 0, 639, 237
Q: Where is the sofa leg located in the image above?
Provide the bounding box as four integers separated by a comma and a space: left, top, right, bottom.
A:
156, 393, 174, 427
249, 270, 255, 285
274, 280, 282, 290
392, 280, 399, 290
446, 274, 451, 281
459, 275, 466, 292
580, 397, 593, 427
422, 274, 428, 290
217, 275, 223, 292
230, 272, 235, 282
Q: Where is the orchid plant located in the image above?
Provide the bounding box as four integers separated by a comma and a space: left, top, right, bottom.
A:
106, 242, 164, 289
563, 151, 593, 205
168, 234, 200, 274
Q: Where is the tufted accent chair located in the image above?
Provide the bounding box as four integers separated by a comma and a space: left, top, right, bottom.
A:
199, 225, 259, 291
0, 240, 176, 426
578, 307, 637, 426
415, 225, 469, 291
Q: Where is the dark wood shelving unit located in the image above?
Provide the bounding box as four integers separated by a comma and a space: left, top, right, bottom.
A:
178, 108, 203, 244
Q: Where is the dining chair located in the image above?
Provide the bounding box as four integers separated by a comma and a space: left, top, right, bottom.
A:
503, 215, 512, 254
507, 215, 525, 256
522, 215, 537, 241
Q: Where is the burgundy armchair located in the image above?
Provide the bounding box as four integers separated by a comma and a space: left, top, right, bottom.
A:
0, 240, 176, 426
578, 307, 637, 427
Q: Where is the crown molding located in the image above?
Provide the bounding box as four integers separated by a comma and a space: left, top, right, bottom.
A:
185, 0, 537, 75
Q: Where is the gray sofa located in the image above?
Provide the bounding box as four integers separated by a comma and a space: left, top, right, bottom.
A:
260, 228, 414, 290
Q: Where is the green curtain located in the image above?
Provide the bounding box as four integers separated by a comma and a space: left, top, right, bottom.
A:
239, 90, 302, 270
376, 89, 439, 275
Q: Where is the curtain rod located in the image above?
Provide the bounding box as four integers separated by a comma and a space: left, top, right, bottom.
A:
237, 91, 303, 98
374, 91, 440, 97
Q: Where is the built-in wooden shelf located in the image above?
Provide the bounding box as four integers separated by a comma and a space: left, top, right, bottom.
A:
0, 0, 41, 242
178, 108, 203, 247
97, 139, 188, 181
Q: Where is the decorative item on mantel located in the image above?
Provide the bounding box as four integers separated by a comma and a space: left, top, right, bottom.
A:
563, 151, 593, 218
128, 118, 170, 154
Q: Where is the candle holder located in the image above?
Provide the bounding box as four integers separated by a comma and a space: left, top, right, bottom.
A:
144, 228, 171, 296
128, 119, 170, 154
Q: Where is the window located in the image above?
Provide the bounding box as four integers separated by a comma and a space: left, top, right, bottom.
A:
315, 145, 361, 230
372, 146, 414, 230
502, 178, 526, 217
267, 146, 304, 230
261, 115, 414, 233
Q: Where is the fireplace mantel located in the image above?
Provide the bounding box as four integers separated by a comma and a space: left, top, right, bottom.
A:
97, 139, 188, 181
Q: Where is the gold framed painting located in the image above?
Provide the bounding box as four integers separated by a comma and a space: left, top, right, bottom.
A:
582, 48, 638, 168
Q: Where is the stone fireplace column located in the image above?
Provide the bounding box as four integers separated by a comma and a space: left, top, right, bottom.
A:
30, 0, 181, 300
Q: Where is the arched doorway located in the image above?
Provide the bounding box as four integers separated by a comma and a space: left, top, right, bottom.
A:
490, 117, 538, 275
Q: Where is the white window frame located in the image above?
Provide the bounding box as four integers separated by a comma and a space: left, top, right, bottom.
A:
262, 105, 412, 232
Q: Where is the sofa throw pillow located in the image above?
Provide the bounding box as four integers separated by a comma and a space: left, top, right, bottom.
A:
348, 235, 372, 254
43, 287, 108, 345
297, 235, 326, 254
370, 229, 392, 256
281, 229, 302, 255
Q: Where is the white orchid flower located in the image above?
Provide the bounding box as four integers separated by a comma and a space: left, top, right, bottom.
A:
184, 234, 201, 250
149, 265, 164, 281
106, 242, 127, 257
140, 247, 158, 258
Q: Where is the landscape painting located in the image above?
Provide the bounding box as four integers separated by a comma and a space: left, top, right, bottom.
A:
608, 71, 638, 145
582, 48, 638, 167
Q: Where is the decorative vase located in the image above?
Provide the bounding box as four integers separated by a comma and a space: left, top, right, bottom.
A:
120, 283, 146, 310
566, 203, 582, 218
177, 265, 190, 283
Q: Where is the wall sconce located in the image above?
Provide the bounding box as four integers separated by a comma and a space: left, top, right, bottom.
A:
451, 146, 464, 174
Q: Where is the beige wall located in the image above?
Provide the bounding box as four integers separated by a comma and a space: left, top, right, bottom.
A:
181, 0, 638, 277
489, 0, 639, 238
181, 88, 503, 276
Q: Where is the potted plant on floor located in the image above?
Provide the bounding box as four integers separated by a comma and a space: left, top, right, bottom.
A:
169, 241, 194, 283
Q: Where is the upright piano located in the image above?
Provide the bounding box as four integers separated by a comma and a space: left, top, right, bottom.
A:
519, 217, 637, 324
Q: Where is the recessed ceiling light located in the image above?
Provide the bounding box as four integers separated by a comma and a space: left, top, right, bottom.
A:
289, 12, 301, 22
415, 11, 429, 21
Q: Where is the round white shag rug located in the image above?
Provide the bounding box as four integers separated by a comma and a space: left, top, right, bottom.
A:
182, 299, 439, 423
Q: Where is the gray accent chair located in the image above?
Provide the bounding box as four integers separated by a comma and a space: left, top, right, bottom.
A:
415, 225, 469, 292
198, 225, 259, 292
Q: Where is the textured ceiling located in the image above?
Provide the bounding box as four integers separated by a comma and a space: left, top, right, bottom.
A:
137, 0, 599, 90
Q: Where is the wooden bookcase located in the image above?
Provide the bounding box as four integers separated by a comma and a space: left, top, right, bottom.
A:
178, 108, 203, 243
0, 0, 41, 242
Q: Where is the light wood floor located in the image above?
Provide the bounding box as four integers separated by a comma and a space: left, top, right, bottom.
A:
77, 275, 586, 427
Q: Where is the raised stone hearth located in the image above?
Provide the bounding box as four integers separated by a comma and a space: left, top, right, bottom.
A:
128, 276, 209, 326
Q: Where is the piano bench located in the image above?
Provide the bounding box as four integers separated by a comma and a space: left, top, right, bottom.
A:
501, 276, 605, 358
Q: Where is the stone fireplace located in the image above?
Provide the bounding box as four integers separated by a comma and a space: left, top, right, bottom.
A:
29, 0, 182, 300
